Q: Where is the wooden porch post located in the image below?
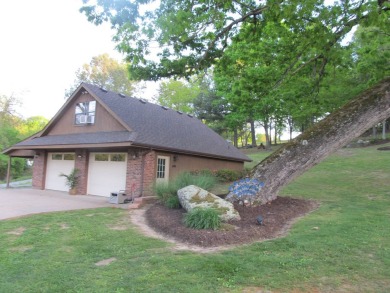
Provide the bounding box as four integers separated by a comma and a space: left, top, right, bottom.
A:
6, 156, 11, 188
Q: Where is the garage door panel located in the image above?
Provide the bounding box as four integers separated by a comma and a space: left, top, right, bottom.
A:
87, 153, 127, 197
45, 153, 75, 191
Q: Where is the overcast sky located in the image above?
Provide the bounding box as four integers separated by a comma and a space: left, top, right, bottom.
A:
0, 0, 138, 119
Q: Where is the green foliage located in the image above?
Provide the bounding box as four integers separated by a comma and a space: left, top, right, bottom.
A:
0, 155, 28, 181
183, 207, 221, 230
17, 116, 48, 137
174, 171, 216, 191
190, 169, 247, 183
165, 195, 181, 209
81, 0, 388, 81
80, 0, 389, 146
0, 94, 41, 181
157, 79, 201, 114
59, 168, 79, 189
352, 26, 390, 87
154, 183, 179, 206
215, 169, 243, 182
154, 172, 217, 208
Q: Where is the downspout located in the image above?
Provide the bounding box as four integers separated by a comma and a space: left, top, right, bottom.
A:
6, 156, 11, 188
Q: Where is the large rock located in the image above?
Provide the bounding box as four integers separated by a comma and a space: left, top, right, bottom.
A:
177, 185, 241, 221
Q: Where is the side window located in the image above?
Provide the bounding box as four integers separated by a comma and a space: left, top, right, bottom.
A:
52, 154, 63, 160
75, 101, 96, 125
157, 158, 166, 179
63, 154, 75, 160
111, 154, 126, 162
95, 154, 109, 161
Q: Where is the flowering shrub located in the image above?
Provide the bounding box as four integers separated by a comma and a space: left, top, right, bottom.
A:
225, 178, 264, 206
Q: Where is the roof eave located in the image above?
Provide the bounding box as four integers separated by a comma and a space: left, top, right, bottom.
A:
132, 143, 252, 162
7, 142, 133, 151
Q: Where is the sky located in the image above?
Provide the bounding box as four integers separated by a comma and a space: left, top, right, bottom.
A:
0, 0, 154, 120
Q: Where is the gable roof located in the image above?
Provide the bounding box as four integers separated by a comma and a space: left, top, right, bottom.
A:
6, 83, 250, 162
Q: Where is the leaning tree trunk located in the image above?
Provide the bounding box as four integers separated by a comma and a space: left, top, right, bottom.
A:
251, 77, 390, 205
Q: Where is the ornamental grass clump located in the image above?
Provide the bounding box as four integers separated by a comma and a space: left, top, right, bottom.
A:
174, 171, 216, 191
154, 183, 177, 204
165, 195, 181, 209
183, 207, 221, 230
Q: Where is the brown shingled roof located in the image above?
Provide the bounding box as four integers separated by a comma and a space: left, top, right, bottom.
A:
6, 83, 250, 162
85, 83, 250, 162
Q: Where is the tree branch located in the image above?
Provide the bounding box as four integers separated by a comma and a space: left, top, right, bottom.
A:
198, 4, 270, 67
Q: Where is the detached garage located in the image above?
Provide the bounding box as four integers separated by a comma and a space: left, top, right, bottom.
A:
3, 82, 250, 197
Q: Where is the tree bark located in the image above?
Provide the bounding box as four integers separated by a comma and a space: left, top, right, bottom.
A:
382, 120, 386, 140
233, 128, 238, 147
263, 120, 270, 148
250, 120, 256, 146
251, 78, 390, 205
274, 124, 277, 145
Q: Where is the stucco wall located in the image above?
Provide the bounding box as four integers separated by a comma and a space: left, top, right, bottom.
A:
156, 151, 245, 180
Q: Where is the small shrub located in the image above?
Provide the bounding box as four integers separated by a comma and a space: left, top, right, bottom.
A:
165, 196, 181, 209
190, 169, 215, 177
215, 169, 242, 182
59, 168, 79, 189
183, 208, 221, 230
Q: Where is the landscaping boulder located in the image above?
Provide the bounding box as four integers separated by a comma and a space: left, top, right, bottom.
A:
177, 185, 241, 221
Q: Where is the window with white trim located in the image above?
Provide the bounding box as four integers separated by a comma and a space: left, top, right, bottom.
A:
75, 101, 96, 125
157, 158, 166, 179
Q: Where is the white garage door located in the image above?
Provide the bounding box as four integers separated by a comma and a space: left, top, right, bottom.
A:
46, 153, 75, 191
87, 153, 127, 197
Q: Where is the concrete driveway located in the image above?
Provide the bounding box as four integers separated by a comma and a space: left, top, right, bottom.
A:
0, 188, 122, 220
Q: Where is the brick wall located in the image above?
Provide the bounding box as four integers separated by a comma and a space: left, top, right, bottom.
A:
74, 150, 88, 195
125, 149, 156, 198
142, 151, 156, 196
32, 151, 46, 189
125, 149, 143, 198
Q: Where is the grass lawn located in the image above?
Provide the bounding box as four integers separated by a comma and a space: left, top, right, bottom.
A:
1, 144, 390, 292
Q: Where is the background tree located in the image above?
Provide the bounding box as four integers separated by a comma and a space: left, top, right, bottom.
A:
16, 116, 48, 137
65, 53, 137, 97
0, 95, 49, 181
352, 25, 390, 88
157, 79, 201, 114
192, 73, 230, 135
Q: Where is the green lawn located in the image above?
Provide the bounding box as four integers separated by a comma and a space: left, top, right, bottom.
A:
1, 144, 390, 292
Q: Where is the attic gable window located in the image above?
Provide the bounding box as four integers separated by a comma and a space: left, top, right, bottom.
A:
75, 101, 96, 125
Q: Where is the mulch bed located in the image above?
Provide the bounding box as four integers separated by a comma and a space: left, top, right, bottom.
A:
377, 146, 390, 151
145, 197, 319, 247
